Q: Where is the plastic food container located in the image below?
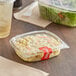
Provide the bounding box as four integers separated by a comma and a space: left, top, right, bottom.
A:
10, 30, 69, 62
38, 0, 76, 27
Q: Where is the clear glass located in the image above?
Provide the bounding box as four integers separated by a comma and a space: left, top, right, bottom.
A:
0, 0, 15, 38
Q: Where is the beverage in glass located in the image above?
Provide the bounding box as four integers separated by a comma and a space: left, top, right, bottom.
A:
0, 0, 15, 38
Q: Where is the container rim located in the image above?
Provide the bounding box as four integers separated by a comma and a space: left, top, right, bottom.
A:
39, 0, 76, 12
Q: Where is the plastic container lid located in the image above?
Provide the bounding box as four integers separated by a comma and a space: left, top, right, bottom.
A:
39, 0, 76, 11
10, 30, 69, 51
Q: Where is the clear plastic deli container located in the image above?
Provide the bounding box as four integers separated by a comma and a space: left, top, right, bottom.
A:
38, 0, 76, 27
10, 30, 69, 62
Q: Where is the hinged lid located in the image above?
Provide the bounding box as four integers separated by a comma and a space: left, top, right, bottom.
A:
39, 0, 76, 11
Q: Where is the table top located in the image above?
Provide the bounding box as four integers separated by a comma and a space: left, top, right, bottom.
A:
0, 0, 76, 76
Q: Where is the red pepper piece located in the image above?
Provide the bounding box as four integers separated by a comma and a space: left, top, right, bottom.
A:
39, 46, 52, 60
58, 12, 64, 19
